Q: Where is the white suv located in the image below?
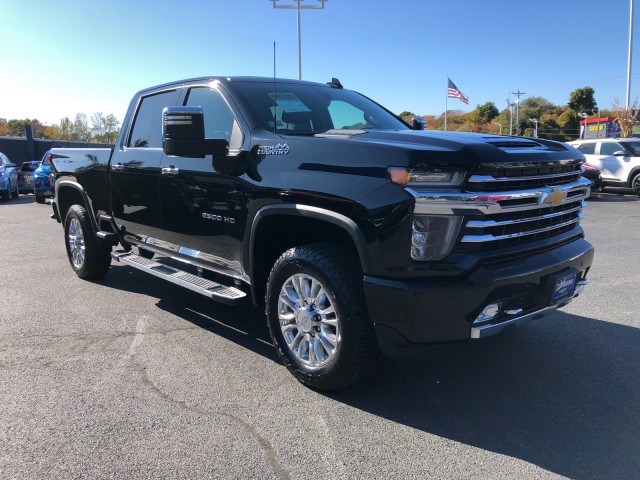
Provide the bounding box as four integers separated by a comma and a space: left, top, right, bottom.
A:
568, 138, 640, 195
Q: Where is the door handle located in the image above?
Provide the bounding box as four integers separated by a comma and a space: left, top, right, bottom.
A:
162, 166, 180, 176
111, 163, 124, 172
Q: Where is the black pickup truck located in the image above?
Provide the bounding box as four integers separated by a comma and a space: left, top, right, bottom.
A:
50, 76, 594, 390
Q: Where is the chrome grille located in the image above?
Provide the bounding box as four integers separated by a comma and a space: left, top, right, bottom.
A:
466, 160, 583, 192
409, 160, 590, 254
458, 161, 587, 251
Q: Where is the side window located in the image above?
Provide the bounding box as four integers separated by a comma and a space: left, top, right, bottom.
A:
128, 90, 179, 148
600, 142, 623, 155
185, 87, 243, 149
328, 100, 367, 129
576, 143, 595, 154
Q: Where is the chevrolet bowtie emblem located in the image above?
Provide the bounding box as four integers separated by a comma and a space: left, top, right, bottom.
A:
544, 188, 568, 206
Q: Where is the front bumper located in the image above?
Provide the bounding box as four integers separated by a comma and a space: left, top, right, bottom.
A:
364, 237, 594, 355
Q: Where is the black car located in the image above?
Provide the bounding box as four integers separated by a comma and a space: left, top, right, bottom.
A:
581, 163, 603, 191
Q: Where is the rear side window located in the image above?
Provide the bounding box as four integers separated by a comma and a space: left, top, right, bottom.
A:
576, 143, 595, 154
128, 90, 180, 148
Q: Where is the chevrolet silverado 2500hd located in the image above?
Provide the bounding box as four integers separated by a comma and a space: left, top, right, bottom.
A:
50, 76, 594, 390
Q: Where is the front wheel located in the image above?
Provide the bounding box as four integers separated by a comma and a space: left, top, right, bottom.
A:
1, 181, 12, 201
64, 205, 112, 279
632, 173, 640, 196
35, 193, 46, 204
266, 244, 378, 391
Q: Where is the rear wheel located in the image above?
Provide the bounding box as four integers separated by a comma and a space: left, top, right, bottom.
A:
64, 205, 112, 279
266, 244, 378, 391
632, 173, 640, 196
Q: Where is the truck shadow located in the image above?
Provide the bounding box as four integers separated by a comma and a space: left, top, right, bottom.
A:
95, 265, 639, 479
330, 312, 640, 479
95, 263, 279, 362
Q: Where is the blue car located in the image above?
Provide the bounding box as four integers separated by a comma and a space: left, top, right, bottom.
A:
34, 151, 54, 204
0, 151, 19, 201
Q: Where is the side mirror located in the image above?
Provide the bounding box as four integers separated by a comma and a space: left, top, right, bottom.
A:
162, 106, 229, 158
613, 150, 627, 156
412, 117, 427, 130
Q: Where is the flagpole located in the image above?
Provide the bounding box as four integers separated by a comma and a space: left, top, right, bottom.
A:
444, 77, 448, 131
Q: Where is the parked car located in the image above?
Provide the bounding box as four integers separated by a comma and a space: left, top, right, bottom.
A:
34, 151, 54, 204
581, 163, 603, 191
0, 151, 19, 200
17, 160, 39, 194
567, 138, 640, 195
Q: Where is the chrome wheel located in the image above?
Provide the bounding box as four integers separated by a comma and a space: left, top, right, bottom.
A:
67, 217, 86, 269
277, 273, 339, 369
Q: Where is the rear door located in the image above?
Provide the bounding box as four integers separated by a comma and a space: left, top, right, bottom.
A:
159, 84, 247, 277
110, 89, 180, 241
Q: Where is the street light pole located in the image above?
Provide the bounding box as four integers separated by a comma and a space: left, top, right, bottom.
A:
529, 118, 538, 138
626, 0, 635, 111
271, 0, 328, 80
580, 113, 589, 139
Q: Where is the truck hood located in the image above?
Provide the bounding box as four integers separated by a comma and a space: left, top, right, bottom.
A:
313, 129, 582, 167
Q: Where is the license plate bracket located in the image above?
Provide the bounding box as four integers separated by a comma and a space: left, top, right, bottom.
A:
548, 269, 577, 305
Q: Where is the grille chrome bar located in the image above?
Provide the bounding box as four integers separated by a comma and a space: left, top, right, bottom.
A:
461, 215, 583, 243
468, 171, 580, 183
409, 176, 591, 215
465, 203, 584, 228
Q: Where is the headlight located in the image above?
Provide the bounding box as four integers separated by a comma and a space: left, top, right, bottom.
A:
388, 167, 464, 187
411, 215, 462, 261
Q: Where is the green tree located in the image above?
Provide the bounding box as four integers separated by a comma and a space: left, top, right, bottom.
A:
71, 113, 91, 142
568, 87, 597, 115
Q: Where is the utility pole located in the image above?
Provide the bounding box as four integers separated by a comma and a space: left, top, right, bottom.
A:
270, 0, 328, 80
506, 98, 515, 135
512, 90, 526, 135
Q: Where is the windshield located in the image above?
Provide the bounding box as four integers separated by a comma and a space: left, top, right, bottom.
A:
228, 81, 409, 135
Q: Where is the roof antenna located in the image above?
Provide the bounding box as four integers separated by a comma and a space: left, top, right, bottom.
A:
273, 41, 278, 136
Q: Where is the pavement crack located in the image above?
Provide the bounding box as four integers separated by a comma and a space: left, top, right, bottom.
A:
131, 357, 291, 480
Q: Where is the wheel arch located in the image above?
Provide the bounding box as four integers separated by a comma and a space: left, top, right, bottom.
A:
55, 180, 100, 233
247, 205, 372, 305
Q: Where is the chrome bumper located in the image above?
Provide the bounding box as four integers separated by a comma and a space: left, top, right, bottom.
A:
470, 279, 589, 339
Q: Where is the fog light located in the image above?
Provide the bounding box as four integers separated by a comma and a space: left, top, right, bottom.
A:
474, 302, 502, 325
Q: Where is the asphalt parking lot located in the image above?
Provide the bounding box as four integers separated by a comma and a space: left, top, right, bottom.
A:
1, 192, 639, 479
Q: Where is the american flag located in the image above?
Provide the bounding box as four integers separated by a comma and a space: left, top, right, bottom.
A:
447, 78, 469, 105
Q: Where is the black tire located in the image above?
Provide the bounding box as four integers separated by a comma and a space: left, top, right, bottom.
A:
632, 173, 640, 196
64, 205, 112, 279
35, 193, 46, 204
1, 180, 12, 201
11, 181, 18, 198
266, 244, 378, 391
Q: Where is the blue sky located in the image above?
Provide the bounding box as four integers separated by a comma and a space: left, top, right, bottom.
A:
1, 0, 638, 125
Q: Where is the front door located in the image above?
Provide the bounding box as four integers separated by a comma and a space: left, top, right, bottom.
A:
159, 85, 247, 278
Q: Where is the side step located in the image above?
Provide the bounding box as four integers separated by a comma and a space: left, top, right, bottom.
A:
111, 251, 246, 304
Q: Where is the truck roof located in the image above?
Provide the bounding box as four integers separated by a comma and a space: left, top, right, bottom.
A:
135, 76, 334, 97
